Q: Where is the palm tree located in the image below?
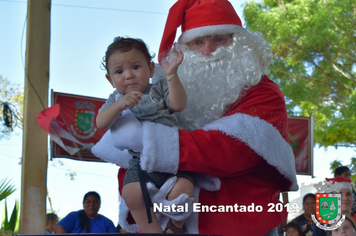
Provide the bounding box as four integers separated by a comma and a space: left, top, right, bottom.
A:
0, 179, 19, 233
0, 179, 15, 202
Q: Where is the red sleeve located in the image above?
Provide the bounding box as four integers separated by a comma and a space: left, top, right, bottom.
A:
177, 76, 290, 177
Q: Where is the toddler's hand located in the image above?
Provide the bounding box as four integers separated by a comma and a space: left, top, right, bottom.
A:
118, 91, 143, 110
164, 49, 184, 76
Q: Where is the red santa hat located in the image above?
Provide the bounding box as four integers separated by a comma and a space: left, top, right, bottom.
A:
158, 0, 242, 63
325, 176, 352, 192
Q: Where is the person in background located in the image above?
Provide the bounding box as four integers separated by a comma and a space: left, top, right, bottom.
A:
285, 222, 303, 236
291, 193, 317, 236
46, 213, 58, 234
328, 177, 356, 222
329, 214, 356, 236
334, 166, 356, 214
334, 166, 351, 179
53, 191, 117, 234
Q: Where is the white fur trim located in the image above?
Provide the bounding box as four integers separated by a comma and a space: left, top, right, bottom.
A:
91, 130, 131, 168
178, 24, 242, 44
141, 121, 180, 174
203, 113, 299, 191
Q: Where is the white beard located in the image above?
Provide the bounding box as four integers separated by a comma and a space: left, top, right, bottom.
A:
154, 30, 272, 131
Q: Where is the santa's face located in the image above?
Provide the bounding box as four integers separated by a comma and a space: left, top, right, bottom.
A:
155, 29, 272, 130
162, 30, 271, 131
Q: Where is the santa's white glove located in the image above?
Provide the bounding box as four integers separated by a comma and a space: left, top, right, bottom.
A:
141, 122, 179, 173
147, 176, 194, 221
91, 130, 131, 168
110, 109, 143, 153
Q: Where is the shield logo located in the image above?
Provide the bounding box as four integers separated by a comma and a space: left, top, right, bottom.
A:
70, 109, 97, 139
315, 193, 342, 224
76, 112, 94, 133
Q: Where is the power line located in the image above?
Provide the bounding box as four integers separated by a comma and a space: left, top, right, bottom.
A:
0, 143, 22, 146
0, 152, 21, 159
49, 165, 117, 179
0, 0, 25, 3
0, 152, 116, 179
51, 3, 167, 15
0, 0, 167, 15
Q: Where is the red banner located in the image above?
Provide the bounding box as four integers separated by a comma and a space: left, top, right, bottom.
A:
50, 92, 313, 175
288, 116, 313, 175
51, 91, 107, 162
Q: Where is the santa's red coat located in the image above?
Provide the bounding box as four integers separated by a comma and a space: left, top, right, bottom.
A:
118, 76, 298, 235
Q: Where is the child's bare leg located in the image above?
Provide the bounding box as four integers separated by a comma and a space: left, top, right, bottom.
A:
122, 182, 163, 233
166, 177, 194, 232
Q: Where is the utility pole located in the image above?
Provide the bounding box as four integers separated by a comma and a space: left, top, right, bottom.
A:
20, 0, 51, 234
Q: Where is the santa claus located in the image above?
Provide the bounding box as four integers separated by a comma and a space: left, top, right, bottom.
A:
93, 0, 298, 235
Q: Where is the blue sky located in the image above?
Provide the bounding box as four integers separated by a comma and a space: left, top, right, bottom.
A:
0, 0, 355, 226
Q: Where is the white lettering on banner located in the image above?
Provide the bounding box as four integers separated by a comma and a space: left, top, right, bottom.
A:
153, 202, 301, 213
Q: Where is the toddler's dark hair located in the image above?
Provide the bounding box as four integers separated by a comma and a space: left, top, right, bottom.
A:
102, 36, 155, 74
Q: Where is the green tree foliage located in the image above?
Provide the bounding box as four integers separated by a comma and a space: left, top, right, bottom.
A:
0, 75, 23, 140
349, 157, 356, 178
244, 0, 356, 147
329, 160, 343, 176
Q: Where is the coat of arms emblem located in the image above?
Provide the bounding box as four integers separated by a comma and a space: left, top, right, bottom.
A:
316, 193, 342, 224
70, 101, 97, 139
311, 181, 346, 230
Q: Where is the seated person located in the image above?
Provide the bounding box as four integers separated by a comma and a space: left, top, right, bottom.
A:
53, 191, 117, 234
334, 166, 356, 214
